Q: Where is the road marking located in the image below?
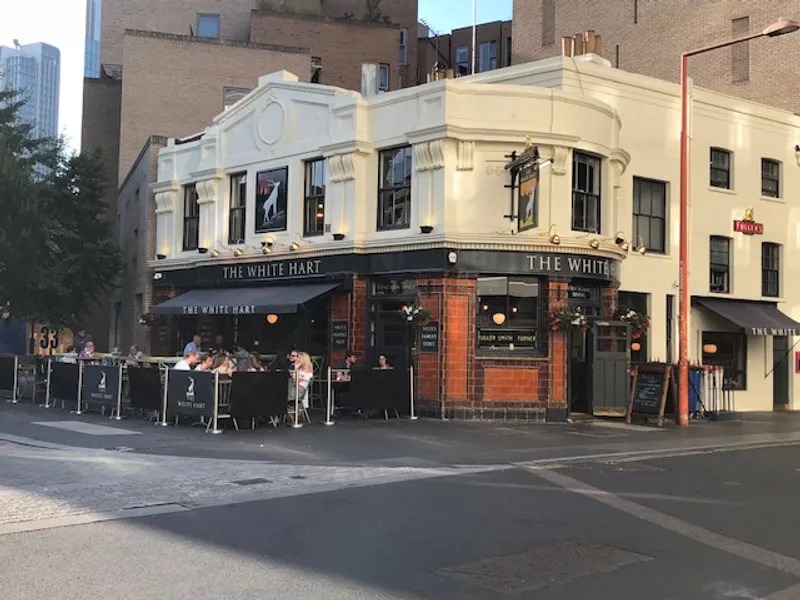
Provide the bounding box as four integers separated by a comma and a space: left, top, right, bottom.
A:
528, 466, 800, 578
0, 504, 190, 535
32, 421, 142, 436
765, 583, 800, 599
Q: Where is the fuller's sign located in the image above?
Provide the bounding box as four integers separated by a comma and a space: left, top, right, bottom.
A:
733, 207, 763, 235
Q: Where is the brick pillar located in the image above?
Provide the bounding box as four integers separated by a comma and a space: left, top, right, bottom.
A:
547, 280, 568, 410
329, 292, 349, 367
602, 285, 619, 320
350, 278, 368, 361
417, 283, 442, 404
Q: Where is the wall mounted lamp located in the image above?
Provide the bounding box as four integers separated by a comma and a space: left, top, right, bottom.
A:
210, 249, 220, 258
548, 224, 560, 245
614, 231, 630, 252
420, 225, 434, 234
266, 314, 279, 325
289, 242, 300, 251
156, 254, 167, 260
492, 312, 507, 326
233, 248, 244, 257
634, 235, 647, 255
262, 246, 272, 255
589, 238, 600, 250
263, 236, 274, 247
197, 247, 209, 254
333, 233, 346, 241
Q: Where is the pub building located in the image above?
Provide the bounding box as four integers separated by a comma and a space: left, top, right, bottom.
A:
149, 49, 800, 419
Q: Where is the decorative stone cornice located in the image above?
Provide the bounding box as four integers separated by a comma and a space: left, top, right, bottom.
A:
609, 148, 632, 188
551, 146, 569, 175
456, 141, 474, 171
154, 190, 177, 215
329, 153, 356, 182
414, 140, 445, 171
196, 178, 220, 204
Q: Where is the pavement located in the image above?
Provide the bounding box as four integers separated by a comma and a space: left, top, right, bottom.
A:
3, 400, 800, 599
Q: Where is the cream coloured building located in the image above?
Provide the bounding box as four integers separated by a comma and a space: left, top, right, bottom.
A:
149, 53, 800, 420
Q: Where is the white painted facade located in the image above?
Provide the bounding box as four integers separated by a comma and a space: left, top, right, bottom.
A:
152, 56, 800, 412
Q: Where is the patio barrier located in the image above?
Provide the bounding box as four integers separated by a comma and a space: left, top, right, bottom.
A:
324, 366, 417, 424
0, 354, 18, 403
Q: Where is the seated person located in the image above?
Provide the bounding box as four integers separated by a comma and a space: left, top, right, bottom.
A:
80, 341, 96, 359
194, 353, 214, 371
173, 351, 199, 370
336, 349, 358, 381
374, 354, 393, 370
247, 353, 264, 372
125, 345, 144, 367
288, 352, 314, 409
211, 354, 235, 376
266, 350, 291, 372
61, 346, 78, 364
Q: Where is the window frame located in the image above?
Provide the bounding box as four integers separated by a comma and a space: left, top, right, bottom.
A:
378, 63, 390, 91
196, 13, 221, 39
571, 151, 602, 233
476, 276, 545, 356
761, 158, 780, 198
399, 28, 408, 65
182, 183, 200, 251
228, 172, 247, 245
303, 158, 326, 237
710, 147, 732, 190
702, 331, 747, 390
761, 242, 780, 298
455, 46, 469, 75
709, 235, 731, 294
632, 177, 667, 254
377, 145, 412, 231
479, 40, 498, 71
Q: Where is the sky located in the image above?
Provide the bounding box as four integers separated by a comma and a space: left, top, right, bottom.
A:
1, 0, 513, 152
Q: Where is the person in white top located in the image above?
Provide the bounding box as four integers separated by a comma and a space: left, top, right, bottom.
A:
174, 351, 199, 371
288, 352, 314, 409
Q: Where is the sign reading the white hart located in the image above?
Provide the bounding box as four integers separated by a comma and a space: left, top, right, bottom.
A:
255, 167, 288, 233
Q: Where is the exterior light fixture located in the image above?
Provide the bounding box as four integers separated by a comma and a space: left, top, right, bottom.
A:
703, 343, 718, 355
589, 238, 600, 250
333, 233, 346, 241
635, 235, 647, 255
763, 18, 800, 37
447, 251, 458, 264
289, 242, 300, 251
210, 249, 220, 258
263, 236, 274, 247
262, 246, 271, 255
548, 224, 560, 245
420, 225, 434, 234
614, 231, 630, 252
631, 342, 642, 351
492, 312, 507, 325
266, 314, 279, 325
156, 253, 167, 260
233, 248, 244, 257
197, 247, 209, 254
153, 272, 163, 281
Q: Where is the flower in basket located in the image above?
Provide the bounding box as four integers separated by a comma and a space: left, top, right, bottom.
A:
138, 312, 161, 327
549, 306, 589, 332
614, 307, 650, 339
401, 305, 433, 327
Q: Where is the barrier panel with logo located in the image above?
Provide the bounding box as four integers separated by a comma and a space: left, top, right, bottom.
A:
229, 372, 287, 421
50, 361, 79, 406
128, 366, 164, 411
0, 355, 18, 403
167, 370, 215, 419
81, 364, 123, 414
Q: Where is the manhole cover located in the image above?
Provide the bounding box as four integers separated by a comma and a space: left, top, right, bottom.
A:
436, 540, 651, 595
231, 478, 272, 486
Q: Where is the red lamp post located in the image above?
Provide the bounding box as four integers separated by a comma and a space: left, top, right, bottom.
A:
677, 18, 800, 426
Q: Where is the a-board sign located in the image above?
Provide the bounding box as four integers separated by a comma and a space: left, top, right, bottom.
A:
420, 322, 439, 353
626, 363, 675, 427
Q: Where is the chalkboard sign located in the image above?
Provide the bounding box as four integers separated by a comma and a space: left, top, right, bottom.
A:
627, 364, 674, 427
420, 322, 439, 353
331, 321, 349, 350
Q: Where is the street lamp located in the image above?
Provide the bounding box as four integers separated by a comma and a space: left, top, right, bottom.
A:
677, 18, 799, 426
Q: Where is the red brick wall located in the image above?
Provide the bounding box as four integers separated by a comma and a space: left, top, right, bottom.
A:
602, 286, 619, 319
483, 366, 539, 401
547, 280, 568, 410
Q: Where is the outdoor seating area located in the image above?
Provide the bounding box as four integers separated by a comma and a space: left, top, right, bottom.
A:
0, 354, 418, 433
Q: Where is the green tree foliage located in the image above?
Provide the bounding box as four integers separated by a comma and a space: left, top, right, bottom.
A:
0, 90, 121, 328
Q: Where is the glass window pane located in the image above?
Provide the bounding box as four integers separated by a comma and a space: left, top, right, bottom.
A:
197, 14, 220, 38
477, 277, 508, 296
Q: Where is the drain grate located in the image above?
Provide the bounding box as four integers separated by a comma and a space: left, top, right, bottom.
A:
437, 540, 651, 594
289, 475, 307, 480
231, 478, 272, 486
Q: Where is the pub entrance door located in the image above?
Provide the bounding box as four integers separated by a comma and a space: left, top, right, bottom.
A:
588, 321, 631, 416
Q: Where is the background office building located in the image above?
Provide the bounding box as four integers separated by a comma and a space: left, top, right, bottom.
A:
0, 41, 60, 138
84, 0, 102, 77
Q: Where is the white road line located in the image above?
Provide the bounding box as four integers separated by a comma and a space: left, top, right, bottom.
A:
765, 583, 800, 599
528, 466, 800, 578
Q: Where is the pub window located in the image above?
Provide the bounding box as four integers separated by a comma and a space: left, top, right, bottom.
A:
477, 277, 541, 353
182, 183, 199, 251
710, 147, 732, 189
761, 158, 780, 198
572, 152, 601, 233
377, 146, 412, 231
228, 173, 246, 244
632, 177, 666, 253
761, 242, 780, 298
303, 158, 325, 237
709, 235, 731, 293
702, 331, 746, 390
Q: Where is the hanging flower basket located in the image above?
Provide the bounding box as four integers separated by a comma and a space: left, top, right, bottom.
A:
549, 306, 589, 333
401, 305, 432, 328
614, 307, 650, 339
138, 312, 167, 327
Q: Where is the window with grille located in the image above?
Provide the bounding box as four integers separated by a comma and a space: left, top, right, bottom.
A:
228, 173, 246, 244
303, 159, 325, 237
702, 331, 746, 390
762, 242, 780, 297
632, 177, 666, 253
377, 146, 412, 231
761, 158, 780, 198
710, 148, 731, 189
182, 184, 199, 251
709, 235, 731, 293
572, 152, 601, 233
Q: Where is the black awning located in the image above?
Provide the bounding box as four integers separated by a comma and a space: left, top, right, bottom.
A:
151, 282, 339, 315
694, 297, 800, 336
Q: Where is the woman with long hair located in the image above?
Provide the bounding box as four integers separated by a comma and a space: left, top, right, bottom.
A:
288, 351, 314, 410
247, 353, 264, 372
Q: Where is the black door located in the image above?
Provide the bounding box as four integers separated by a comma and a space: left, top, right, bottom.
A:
590, 321, 631, 416
369, 299, 412, 370
773, 335, 790, 408
568, 329, 590, 414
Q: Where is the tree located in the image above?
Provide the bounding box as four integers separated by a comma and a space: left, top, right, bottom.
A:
0, 90, 121, 329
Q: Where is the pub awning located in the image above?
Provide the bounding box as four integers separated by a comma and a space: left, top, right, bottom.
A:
151, 282, 340, 315
694, 297, 800, 336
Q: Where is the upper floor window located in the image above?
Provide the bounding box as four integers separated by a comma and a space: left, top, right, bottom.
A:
228, 173, 246, 244
479, 41, 497, 71
377, 146, 412, 231
182, 184, 199, 251
456, 46, 469, 75
304, 159, 326, 237
399, 28, 408, 65
311, 57, 322, 84
379, 63, 390, 91
632, 177, 666, 253
197, 14, 220, 39
761, 158, 780, 198
710, 148, 731, 189
506, 36, 512, 65
762, 242, 780, 297
709, 235, 731, 293
572, 152, 601, 233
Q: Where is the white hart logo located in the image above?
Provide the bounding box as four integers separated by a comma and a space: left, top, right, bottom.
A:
186, 377, 195, 402
98, 372, 107, 393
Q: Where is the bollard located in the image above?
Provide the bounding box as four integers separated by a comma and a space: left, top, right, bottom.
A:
7, 355, 18, 404
208, 370, 222, 434
73, 360, 85, 415
111, 363, 123, 420
158, 367, 169, 426
291, 372, 303, 429
408, 365, 418, 420
42, 358, 52, 408
323, 366, 334, 426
